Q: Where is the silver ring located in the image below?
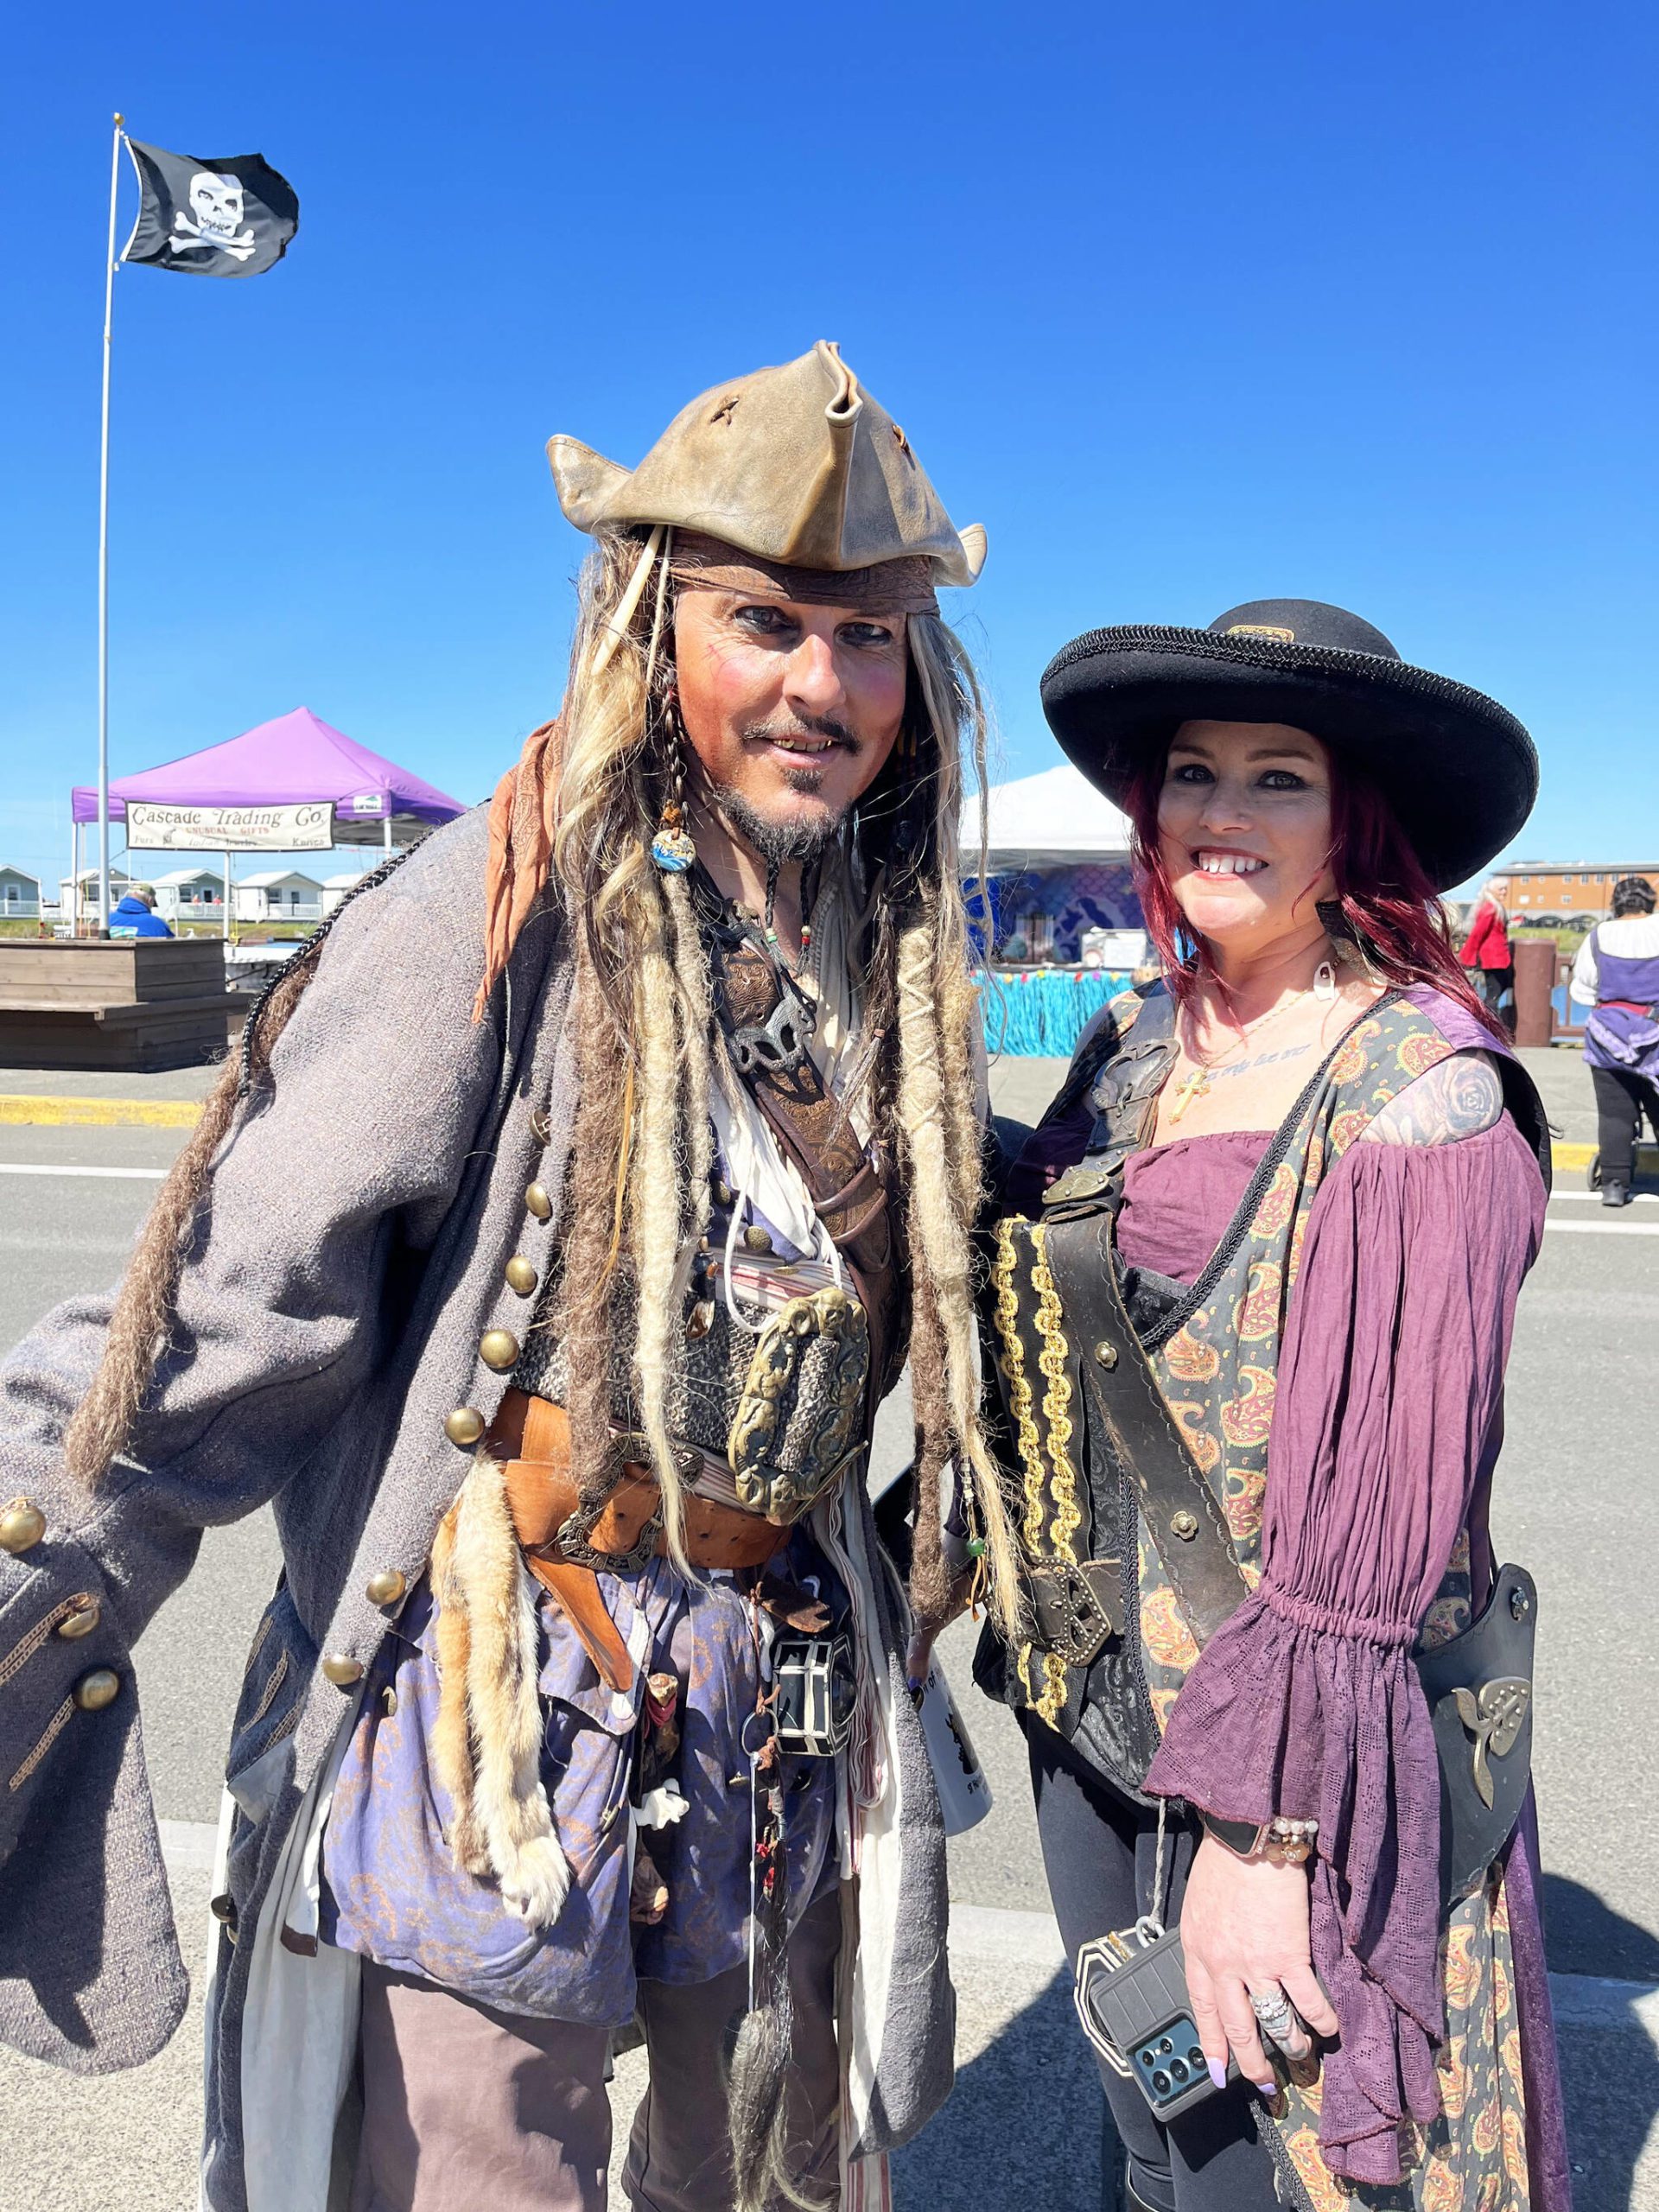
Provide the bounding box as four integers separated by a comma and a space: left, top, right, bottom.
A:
1249, 1987, 1297, 2042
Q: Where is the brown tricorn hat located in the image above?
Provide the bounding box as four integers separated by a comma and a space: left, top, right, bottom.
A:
547, 340, 986, 588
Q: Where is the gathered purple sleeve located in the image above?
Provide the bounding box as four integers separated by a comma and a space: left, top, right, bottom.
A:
1143, 1116, 1546, 2183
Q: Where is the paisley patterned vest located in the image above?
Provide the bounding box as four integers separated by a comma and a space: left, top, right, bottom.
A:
979, 988, 1522, 1799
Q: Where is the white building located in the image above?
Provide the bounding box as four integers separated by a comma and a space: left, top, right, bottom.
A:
58, 865, 134, 922
151, 867, 226, 921
0, 864, 42, 919
321, 869, 372, 915
232, 869, 326, 923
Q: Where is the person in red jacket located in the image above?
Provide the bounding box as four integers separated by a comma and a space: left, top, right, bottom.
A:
1459, 878, 1513, 1023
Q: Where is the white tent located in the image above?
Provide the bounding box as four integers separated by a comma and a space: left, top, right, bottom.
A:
963, 764, 1132, 872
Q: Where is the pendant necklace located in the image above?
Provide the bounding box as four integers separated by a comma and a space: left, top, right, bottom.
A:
1168, 979, 1329, 1126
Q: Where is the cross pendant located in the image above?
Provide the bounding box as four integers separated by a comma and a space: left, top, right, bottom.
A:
1168, 1067, 1210, 1123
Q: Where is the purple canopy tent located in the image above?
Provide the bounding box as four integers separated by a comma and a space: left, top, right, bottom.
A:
70, 707, 467, 934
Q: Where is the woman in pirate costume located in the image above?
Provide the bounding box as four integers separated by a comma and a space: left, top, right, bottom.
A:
0, 346, 1015, 2212
981, 601, 1572, 2212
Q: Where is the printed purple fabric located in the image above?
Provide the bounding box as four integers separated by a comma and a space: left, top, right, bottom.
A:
1141, 1116, 1550, 2181
321, 1533, 840, 2024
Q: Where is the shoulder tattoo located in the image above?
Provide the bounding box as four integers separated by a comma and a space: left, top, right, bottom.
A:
1361, 1050, 1505, 1147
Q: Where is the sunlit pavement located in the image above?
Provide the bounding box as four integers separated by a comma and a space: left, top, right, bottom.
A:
3, 1046, 1656, 2209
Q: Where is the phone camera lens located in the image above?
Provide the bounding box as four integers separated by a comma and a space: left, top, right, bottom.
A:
1188, 2046, 1205, 2068
1169, 2057, 1189, 2084
1158, 2036, 1173, 2053
1152, 2070, 1172, 2096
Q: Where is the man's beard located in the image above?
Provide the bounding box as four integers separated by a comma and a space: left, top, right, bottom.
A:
709, 712, 859, 866
713, 784, 844, 867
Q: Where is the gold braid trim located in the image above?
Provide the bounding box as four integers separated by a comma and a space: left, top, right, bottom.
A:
1028, 1226, 1082, 1567
992, 1217, 1050, 1558
1037, 1651, 1070, 1729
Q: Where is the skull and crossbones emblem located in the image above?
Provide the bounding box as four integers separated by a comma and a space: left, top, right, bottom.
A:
172, 171, 257, 261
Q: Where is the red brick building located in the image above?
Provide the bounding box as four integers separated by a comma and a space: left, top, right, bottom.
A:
1491, 863, 1659, 922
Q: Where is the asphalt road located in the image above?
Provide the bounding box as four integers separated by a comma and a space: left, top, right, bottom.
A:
3, 1046, 1657, 2208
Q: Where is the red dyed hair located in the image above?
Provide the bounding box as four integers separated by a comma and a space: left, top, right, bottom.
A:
1122, 743, 1503, 1038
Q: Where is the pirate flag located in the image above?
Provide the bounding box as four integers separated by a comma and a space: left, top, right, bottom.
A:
123, 140, 298, 277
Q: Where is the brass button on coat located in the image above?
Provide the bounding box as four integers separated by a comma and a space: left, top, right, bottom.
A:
1093, 1340, 1119, 1371
321, 1653, 364, 1687
479, 1329, 520, 1371
365, 1569, 406, 1608
504, 1255, 537, 1297
73, 1669, 120, 1712
1170, 1510, 1199, 1541
530, 1107, 552, 1144
444, 1406, 486, 1447
57, 1597, 101, 1640
0, 1499, 47, 1555
524, 1181, 553, 1221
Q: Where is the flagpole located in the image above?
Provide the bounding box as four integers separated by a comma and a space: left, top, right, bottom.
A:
96, 112, 124, 938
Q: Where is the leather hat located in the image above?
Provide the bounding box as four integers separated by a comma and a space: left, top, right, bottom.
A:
1039, 598, 1537, 891
547, 340, 986, 588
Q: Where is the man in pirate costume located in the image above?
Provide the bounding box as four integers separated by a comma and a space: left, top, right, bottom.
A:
0, 341, 1020, 2212
977, 603, 1573, 2211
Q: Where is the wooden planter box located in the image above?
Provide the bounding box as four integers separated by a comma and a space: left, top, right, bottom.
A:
0, 939, 234, 1071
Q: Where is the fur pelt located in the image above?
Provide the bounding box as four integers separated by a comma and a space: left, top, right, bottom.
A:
429, 1453, 571, 1927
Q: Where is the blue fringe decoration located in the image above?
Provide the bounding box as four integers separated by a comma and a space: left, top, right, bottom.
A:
976, 969, 1132, 1057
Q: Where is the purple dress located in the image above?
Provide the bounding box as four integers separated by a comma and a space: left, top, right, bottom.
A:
1116, 1113, 1571, 2209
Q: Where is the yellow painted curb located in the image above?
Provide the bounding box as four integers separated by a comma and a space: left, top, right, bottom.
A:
0, 1105, 1628, 1164
0, 1094, 203, 1129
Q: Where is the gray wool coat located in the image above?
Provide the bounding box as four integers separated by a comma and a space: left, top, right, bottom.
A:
0, 807, 954, 2210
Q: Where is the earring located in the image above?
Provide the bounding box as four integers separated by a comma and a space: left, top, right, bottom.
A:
650, 707, 696, 874
1313, 960, 1338, 1003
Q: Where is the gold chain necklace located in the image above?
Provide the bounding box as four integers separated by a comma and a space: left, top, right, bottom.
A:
1167, 990, 1317, 1125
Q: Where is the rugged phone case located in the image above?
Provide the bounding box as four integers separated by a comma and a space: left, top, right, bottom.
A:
1073, 1923, 1236, 2120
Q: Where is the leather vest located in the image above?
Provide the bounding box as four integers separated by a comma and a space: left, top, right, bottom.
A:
512, 912, 904, 1511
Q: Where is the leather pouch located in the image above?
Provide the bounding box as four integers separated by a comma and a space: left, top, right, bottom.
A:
1414, 1561, 1537, 1911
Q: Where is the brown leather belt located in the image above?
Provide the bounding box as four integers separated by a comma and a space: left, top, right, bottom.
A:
484, 1390, 785, 1694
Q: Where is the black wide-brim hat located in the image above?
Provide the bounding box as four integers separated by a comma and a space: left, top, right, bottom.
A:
1039, 599, 1538, 891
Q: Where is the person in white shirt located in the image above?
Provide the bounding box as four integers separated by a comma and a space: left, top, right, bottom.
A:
1570, 875, 1659, 1204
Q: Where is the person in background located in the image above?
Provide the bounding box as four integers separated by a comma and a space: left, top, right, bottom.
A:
107, 883, 174, 938
1570, 874, 1659, 1206
1459, 876, 1512, 1026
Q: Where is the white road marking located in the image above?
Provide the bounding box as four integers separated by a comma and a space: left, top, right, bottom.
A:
0, 1162, 167, 1180
153, 1821, 1659, 2037
1544, 1217, 1659, 1236
1550, 1187, 1658, 1205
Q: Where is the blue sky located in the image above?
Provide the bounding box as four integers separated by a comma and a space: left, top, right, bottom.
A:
3, 0, 1654, 896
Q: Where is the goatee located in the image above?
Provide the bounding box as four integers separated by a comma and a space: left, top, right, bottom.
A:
714, 785, 844, 867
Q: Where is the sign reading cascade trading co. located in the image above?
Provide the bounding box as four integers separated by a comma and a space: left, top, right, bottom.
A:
125, 801, 335, 851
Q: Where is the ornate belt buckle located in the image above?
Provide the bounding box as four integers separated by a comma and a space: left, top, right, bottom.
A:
1027, 1556, 1122, 1668
728, 1286, 870, 1524
553, 1433, 698, 1573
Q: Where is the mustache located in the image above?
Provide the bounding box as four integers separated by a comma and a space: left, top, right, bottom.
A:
742, 710, 859, 753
